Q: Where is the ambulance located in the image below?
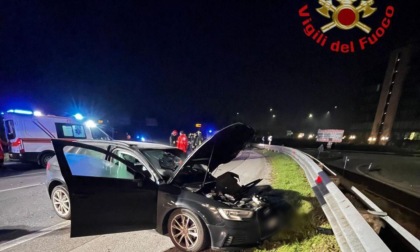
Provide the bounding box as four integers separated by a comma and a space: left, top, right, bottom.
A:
3, 109, 109, 167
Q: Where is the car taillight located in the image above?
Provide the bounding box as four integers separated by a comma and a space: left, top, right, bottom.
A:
11, 138, 22, 147
46, 162, 51, 170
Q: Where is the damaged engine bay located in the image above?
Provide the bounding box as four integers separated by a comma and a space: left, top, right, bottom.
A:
194, 171, 281, 211
161, 143, 287, 212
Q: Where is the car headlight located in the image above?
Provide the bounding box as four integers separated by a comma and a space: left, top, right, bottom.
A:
217, 208, 254, 221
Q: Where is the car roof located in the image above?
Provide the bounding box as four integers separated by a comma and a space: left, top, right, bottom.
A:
75, 139, 175, 150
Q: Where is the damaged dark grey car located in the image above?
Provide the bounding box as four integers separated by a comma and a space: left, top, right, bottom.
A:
52, 123, 285, 251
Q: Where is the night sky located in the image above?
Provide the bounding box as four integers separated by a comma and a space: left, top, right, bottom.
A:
1, 0, 419, 138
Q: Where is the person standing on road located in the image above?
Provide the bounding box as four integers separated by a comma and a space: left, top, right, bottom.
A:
188, 133, 196, 151
194, 130, 204, 149
169, 130, 178, 146
177, 131, 188, 153
268, 135, 273, 145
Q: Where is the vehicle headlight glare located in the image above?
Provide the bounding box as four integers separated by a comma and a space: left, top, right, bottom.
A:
218, 208, 253, 221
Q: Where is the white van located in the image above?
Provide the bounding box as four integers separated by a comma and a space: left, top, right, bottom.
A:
3, 110, 109, 167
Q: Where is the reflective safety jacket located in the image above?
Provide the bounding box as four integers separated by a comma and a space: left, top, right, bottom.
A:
177, 134, 188, 153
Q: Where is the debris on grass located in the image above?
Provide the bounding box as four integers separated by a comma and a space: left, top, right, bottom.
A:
256, 152, 340, 252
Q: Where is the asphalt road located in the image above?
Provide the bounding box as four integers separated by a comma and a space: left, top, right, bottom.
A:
0, 162, 64, 244
0, 149, 270, 252
303, 149, 420, 197
329, 153, 419, 196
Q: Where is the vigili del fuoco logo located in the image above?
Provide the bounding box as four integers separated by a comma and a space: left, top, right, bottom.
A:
298, 0, 395, 53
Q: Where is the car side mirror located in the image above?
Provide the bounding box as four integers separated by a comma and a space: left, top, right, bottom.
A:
135, 163, 150, 175
134, 171, 144, 187
133, 164, 151, 187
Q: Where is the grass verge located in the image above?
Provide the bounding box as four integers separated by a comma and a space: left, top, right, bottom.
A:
256, 151, 339, 252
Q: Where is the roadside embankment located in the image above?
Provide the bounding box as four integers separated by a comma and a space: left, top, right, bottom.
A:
256, 151, 339, 252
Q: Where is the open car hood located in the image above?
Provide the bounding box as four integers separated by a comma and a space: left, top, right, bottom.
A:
168, 123, 254, 184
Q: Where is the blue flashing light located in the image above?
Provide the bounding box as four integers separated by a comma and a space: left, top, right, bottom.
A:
7, 109, 33, 115
74, 113, 84, 120
0, 112, 4, 115
136, 135, 140, 140
208, 130, 213, 133
141, 137, 146, 142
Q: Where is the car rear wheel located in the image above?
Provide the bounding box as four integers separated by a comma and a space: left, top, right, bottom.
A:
168, 209, 209, 252
39, 152, 54, 168
51, 185, 71, 220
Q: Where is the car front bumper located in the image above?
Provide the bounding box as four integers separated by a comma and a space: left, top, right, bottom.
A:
208, 207, 281, 249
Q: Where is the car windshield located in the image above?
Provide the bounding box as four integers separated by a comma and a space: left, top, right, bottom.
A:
140, 148, 186, 180
90, 127, 112, 140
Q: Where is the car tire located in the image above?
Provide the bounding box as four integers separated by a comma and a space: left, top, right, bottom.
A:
39, 152, 54, 168
167, 209, 209, 252
51, 185, 71, 220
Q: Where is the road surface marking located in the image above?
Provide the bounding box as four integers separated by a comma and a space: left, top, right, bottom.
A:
0, 183, 44, 193
0, 172, 45, 179
0, 221, 70, 251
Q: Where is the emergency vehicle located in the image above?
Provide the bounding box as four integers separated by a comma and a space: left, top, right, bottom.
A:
0, 143, 4, 167
3, 110, 105, 167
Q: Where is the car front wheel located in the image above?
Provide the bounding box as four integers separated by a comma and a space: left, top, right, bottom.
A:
51, 185, 71, 220
168, 209, 209, 252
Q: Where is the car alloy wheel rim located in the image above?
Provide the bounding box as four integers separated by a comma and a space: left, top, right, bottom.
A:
53, 189, 70, 216
171, 213, 199, 249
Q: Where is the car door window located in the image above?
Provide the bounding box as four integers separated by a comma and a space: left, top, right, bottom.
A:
65, 147, 133, 180
112, 150, 148, 180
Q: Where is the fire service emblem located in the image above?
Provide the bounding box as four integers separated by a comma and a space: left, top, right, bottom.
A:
317, 0, 376, 33
298, 0, 394, 53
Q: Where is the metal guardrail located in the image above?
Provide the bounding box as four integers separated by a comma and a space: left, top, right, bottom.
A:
257, 144, 391, 252
351, 187, 420, 250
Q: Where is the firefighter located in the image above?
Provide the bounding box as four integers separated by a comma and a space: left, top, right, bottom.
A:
188, 133, 196, 151
177, 131, 188, 153
169, 130, 178, 146
194, 130, 204, 149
